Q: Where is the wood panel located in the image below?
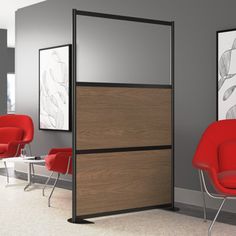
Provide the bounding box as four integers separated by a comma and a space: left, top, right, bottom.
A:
76, 149, 171, 216
76, 86, 171, 150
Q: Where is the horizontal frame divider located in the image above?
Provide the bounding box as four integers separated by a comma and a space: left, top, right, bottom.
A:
76, 82, 172, 89
77, 203, 173, 220
76, 145, 172, 155
75, 10, 173, 26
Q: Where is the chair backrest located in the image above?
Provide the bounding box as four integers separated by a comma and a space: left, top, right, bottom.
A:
193, 120, 236, 173
46, 148, 72, 174
0, 114, 34, 143
48, 148, 72, 155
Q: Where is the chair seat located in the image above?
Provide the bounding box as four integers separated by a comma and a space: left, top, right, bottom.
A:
218, 170, 236, 189
0, 144, 8, 154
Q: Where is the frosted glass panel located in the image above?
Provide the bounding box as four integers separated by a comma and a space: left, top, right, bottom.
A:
77, 15, 171, 85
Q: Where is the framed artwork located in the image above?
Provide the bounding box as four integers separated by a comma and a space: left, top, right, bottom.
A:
217, 29, 236, 120
39, 44, 71, 131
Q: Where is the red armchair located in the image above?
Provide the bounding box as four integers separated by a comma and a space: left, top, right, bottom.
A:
42, 148, 72, 207
193, 120, 236, 235
0, 114, 34, 183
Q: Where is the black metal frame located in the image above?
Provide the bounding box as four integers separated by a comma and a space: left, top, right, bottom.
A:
76, 145, 172, 155
76, 81, 172, 88
77, 203, 172, 219
39, 44, 72, 132
71, 9, 175, 223
216, 28, 236, 120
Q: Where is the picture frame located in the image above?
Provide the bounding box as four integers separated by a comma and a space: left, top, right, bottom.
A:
217, 29, 236, 120
39, 44, 72, 131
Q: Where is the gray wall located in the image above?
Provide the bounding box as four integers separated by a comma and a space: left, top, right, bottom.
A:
0, 29, 15, 114
15, 0, 236, 191
15, 1, 72, 157
0, 29, 7, 115
7, 48, 15, 74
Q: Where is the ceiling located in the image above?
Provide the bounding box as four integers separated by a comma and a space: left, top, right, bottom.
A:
0, 0, 46, 47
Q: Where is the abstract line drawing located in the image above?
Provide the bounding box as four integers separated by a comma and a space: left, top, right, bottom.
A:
218, 29, 236, 120
218, 40, 236, 91
226, 105, 236, 119
223, 85, 236, 101
39, 45, 71, 131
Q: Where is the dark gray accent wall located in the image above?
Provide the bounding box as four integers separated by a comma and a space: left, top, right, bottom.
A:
15, 0, 236, 191
0, 29, 7, 115
7, 48, 15, 74
0, 29, 15, 114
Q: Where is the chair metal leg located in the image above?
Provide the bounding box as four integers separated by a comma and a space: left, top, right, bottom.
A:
208, 198, 226, 236
27, 144, 35, 176
4, 161, 9, 184
32, 164, 35, 177
42, 172, 54, 196
48, 173, 60, 207
199, 170, 207, 222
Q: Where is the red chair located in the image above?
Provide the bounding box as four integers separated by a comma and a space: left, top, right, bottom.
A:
193, 120, 236, 235
42, 148, 72, 207
0, 114, 34, 183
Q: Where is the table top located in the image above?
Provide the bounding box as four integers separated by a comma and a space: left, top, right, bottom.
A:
2, 157, 45, 163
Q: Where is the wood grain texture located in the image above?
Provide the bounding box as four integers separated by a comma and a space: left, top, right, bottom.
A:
76, 149, 171, 216
76, 86, 172, 149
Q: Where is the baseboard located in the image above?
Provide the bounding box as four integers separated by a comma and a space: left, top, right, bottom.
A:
175, 187, 236, 213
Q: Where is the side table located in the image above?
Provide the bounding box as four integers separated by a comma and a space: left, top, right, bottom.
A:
3, 157, 45, 191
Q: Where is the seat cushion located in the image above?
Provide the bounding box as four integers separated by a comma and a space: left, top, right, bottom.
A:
0, 127, 23, 144
218, 170, 236, 189
0, 144, 8, 154
218, 140, 236, 172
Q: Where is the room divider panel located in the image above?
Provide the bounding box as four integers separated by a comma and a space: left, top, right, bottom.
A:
71, 9, 174, 223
